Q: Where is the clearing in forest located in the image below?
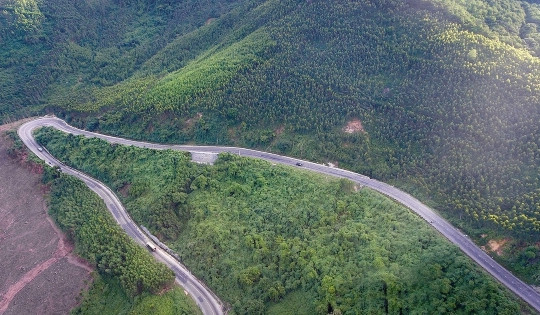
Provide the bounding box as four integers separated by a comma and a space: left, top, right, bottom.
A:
0, 121, 92, 315
343, 119, 365, 134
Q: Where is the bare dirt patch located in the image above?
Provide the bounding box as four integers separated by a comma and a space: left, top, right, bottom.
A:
343, 119, 365, 134
184, 112, 203, 129
0, 118, 35, 133
118, 183, 132, 198
353, 184, 363, 192
0, 121, 92, 314
487, 239, 509, 256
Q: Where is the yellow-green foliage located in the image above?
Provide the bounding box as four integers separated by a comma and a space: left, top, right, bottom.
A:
129, 288, 202, 315
37, 128, 525, 315
74, 274, 201, 315
6, 1, 540, 306
143, 30, 275, 112
67, 77, 158, 113
8, 0, 43, 33
68, 30, 275, 113
42, 0, 540, 243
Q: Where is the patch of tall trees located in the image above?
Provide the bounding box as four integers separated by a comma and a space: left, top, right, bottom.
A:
36, 128, 527, 314
46, 172, 175, 296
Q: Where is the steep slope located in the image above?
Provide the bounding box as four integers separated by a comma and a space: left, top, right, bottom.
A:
0, 123, 92, 314
2, 0, 540, 286
0, 0, 244, 119
36, 127, 526, 314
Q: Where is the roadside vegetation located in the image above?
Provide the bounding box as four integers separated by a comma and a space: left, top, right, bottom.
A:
44, 169, 199, 314
6, 127, 199, 314
3, 0, 540, 300
8, 127, 201, 314
46, 173, 175, 296
73, 274, 201, 315
36, 127, 530, 314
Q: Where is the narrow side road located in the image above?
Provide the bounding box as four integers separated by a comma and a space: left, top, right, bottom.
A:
19, 117, 540, 313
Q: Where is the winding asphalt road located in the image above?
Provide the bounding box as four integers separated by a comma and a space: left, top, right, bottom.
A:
18, 118, 224, 315
19, 117, 540, 313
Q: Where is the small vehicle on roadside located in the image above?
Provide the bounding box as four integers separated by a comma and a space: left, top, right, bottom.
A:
146, 242, 157, 252
296, 162, 303, 166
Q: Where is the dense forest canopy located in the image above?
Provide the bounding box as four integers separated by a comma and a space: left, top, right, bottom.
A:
2, 0, 540, 299
36, 127, 527, 314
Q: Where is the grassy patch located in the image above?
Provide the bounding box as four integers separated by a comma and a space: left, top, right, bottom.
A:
267, 290, 316, 315
73, 274, 200, 315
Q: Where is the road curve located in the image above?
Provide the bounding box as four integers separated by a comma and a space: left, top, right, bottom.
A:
19, 117, 540, 312
18, 117, 224, 315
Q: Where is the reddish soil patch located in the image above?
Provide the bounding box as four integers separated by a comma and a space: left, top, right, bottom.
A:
487, 239, 509, 256
0, 121, 93, 314
275, 125, 285, 136
343, 119, 365, 134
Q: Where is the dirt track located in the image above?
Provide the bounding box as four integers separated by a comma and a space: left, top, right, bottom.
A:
0, 120, 93, 315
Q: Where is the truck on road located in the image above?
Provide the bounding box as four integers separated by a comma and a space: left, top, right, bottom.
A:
146, 242, 157, 252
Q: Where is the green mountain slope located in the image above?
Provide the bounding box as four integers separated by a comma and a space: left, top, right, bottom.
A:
0, 0, 244, 119
36, 127, 526, 314
2, 0, 540, 286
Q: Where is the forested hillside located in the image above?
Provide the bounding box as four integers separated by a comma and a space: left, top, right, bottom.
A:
36, 128, 526, 314
6, 130, 198, 314
3, 0, 540, 291
48, 174, 200, 315
0, 0, 244, 119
